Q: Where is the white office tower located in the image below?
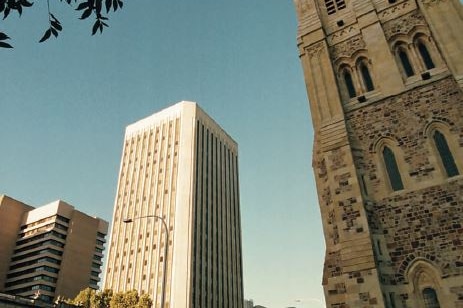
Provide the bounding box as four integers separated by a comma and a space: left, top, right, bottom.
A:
104, 101, 243, 308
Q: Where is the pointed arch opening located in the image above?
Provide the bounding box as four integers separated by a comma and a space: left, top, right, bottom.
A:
432, 130, 459, 177
398, 47, 415, 77
406, 259, 444, 308
423, 287, 441, 308
382, 146, 404, 191
358, 59, 375, 92
417, 41, 435, 70
413, 34, 436, 71
343, 69, 356, 98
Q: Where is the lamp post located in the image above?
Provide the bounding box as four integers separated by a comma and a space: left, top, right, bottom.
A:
123, 215, 169, 308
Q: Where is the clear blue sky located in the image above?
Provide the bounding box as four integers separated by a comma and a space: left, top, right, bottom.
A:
0, 1, 325, 307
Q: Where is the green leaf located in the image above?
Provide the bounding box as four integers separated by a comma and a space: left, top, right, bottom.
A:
39, 28, 51, 42
80, 8, 92, 19
92, 20, 99, 35
19, 0, 33, 7
51, 27, 58, 37
51, 20, 62, 31
0, 41, 13, 48
105, 0, 111, 13
0, 32, 10, 40
95, 0, 101, 14
50, 13, 60, 23
75, 2, 88, 10
3, 7, 10, 19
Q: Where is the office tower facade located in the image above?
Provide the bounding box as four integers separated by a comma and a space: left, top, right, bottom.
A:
294, 0, 463, 307
104, 101, 243, 308
0, 195, 108, 303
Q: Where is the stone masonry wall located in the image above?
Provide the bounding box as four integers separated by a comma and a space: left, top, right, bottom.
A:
373, 180, 463, 278
346, 76, 463, 193
314, 139, 384, 307
345, 75, 463, 306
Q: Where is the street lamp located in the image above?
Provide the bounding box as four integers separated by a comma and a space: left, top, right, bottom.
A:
123, 215, 169, 308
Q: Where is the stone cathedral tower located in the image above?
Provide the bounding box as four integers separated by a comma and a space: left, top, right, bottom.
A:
294, 0, 463, 306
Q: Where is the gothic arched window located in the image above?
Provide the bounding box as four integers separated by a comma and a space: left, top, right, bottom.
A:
398, 48, 415, 77
433, 130, 459, 177
343, 69, 356, 98
417, 40, 435, 70
422, 288, 440, 308
358, 60, 375, 92
382, 146, 404, 191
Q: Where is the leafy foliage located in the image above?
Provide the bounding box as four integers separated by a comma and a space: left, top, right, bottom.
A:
68, 288, 151, 308
72, 288, 96, 308
0, 31, 13, 48
39, 13, 62, 42
0, 0, 124, 47
90, 289, 113, 308
137, 293, 153, 308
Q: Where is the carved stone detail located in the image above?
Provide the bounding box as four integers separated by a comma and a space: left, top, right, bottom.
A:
306, 41, 325, 59
330, 35, 366, 61
421, 0, 448, 7
327, 25, 359, 46
295, 0, 313, 18
378, 0, 414, 23
383, 10, 426, 40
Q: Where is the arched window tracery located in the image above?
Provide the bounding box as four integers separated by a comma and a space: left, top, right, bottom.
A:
336, 56, 376, 102
390, 32, 443, 81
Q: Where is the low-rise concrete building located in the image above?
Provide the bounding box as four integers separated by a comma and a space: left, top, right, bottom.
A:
0, 195, 108, 303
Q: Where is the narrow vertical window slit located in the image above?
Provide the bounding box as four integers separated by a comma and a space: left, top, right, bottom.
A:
360, 62, 374, 91
433, 130, 459, 177
382, 146, 404, 191
399, 49, 415, 77
418, 42, 435, 70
